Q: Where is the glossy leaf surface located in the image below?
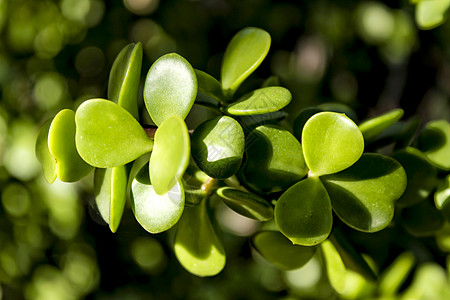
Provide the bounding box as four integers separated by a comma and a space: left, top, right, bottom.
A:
359, 109, 404, 142
174, 200, 226, 277
321, 240, 347, 294
302, 112, 364, 176
49, 109, 93, 182
195, 69, 225, 103
131, 163, 185, 234
144, 53, 197, 126
221, 27, 271, 96
435, 175, 450, 222
216, 187, 273, 221
108, 42, 142, 119
150, 115, 190, 195
75, 99, 153, 168
416, 0, 450, 29
418, 120, 450, 170
252, 231, 316, 270
222, 87, 291, 115
191, 116, 244, 179
275, 177, 332, 246
35, 118, 56, 183
94, 165, 128, 232
393, 148, 437, 207
322, 154, 407, 232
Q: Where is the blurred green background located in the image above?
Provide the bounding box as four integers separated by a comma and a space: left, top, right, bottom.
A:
0, 0, 450, 299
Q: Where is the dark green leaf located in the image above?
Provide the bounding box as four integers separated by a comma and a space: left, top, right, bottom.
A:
401, 198, 445, 237
275, 177, 333, 246
359, 109, 404, 142
195, 69, 225, 103
317, 102, 358, 123
293, 107, 323, 141
35, 118, 56, 183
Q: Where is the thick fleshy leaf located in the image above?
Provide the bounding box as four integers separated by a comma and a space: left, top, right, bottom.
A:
242, 125, 308, 193
48, 109, 93, 182
108, 42, 143, 119
75, 99, 153, 168
293, 107, 323, 141
94, 165, 129, 233
359, 109, 404, 142
393, 148, 437, 207
366, 117, 421, 150
191, 116, 244, 179
150, 116, 190, 195
275, 177, 333, 246
252, 231, 316, 270
321, 239, 347, 294
435, 175, 450, 221
216, 187, 273, 221
35, 118, 56, 183
302, 112, 364, 176
322, 154, 407, 232
417, 120, 450, 170
416, 0, 450, 29
144, 53, 197, 126
131, 163, 185, 234
401, 199, 445, 237
174, 199, 226, 277
379, 252, 415, 296
221, 27, 271, 97
195, 69, 225, 103
222, 87, 291, 116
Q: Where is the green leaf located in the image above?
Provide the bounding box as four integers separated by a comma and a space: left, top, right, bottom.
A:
392, 147, 437, 207
221, 27, 271, 97
379, 252, 415, 296
242, 125, 308, 193
321, 239, 347, 294
94, 165, 129, 233
275, 177, 333, 246
261, 76, 280, 88
222, 87, 291, 116
144, 53, 197, 126
302, 112, 364, 176
416, 0, 450, 30
216, 187, 273, 221
75, 99, 153, 168
401, 199, 445, 237
174, 199, 226, 277
367, 117, 420, 150
435, 175, 450, 222
252, 231, 316, 270
293, 107, 323, 141
322, 153, 407, 232
108, 42, 143, 120
48, 109, 93, 182
317, 102, 359, 123
417, 120, 450, 170
35, 118, 56, 183
359, 109, 404, 142
191, 116, 244, 179
130, 163, 185, 234
195, 69, 225, 103
150, 115, 190, 195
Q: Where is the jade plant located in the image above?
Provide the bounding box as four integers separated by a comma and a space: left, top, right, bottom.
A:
36, 26, 450, 291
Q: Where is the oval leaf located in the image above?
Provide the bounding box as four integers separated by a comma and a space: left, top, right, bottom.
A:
150, 115, 190, 195
131, 163, 185, 234
35, 118, 56, 183
242, 125, 308, 193
144, 53, 197, 126
191, 116, 244, 179
359, 109, 404, 142
293, 107, 323, 141
321, 239, 347, 294
195, 69, 225, 103
302, 112, 364, 176
393, 148, 437, 207
174, 200, 226, 277
94, 165, 129, 233
216, 187, 273, 221
108, 42, 143, 120
221, 27, 271, 97
75, 99, 153, 168
49, 109, 93, 182
222, 86, 291, 116
275, 177, 333, 246
322, 153, 407, 232
416, 0, 450, 29
252, 231, 316, 270
417, 119, 450, 170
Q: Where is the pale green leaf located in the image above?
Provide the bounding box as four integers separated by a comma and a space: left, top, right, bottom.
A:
321, 239, 347, 294
418, 119, 450, 170
35, 118, 56, 183
359, 109, 404, 142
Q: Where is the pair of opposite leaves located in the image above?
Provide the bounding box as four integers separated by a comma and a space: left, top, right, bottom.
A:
243, 111, 407, 246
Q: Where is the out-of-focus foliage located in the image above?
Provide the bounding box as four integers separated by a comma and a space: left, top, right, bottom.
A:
0, 0, 450, 299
